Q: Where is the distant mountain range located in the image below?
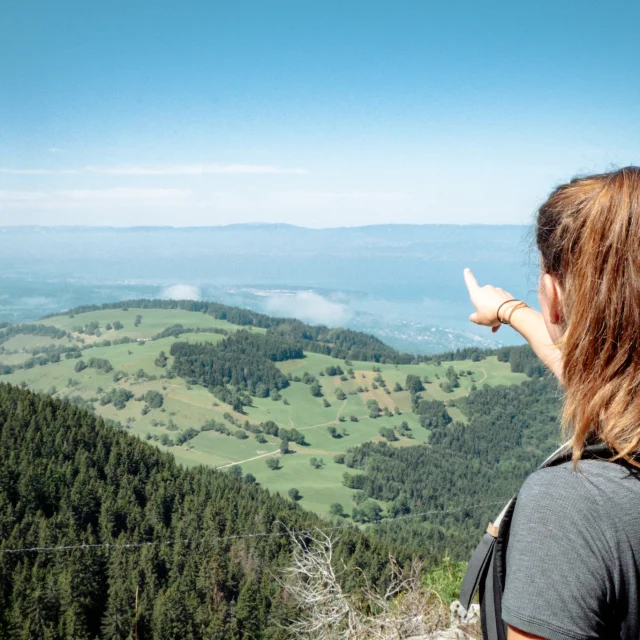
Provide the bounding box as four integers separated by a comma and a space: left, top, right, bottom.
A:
0, 224, 535, 353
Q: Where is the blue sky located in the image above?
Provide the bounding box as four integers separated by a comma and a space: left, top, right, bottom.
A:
1, 0, 639, 227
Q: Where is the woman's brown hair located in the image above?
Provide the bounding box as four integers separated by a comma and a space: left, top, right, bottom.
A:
537, 166, 640, 464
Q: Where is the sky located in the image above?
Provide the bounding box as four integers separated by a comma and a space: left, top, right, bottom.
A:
1, 0, 639, 227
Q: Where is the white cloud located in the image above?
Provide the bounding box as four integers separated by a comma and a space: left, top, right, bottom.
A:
0, 168, 78, 175
263, 291, 352, 326
270, 190, 410, 203
0, 188, 191, 207
86, 163, 309, 176
0, 190, 49, 201
161, 284, 201, 301
59, 188, 190, 201
0, 163, 308, 177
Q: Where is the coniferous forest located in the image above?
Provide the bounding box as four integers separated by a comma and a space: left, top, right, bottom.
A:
0, 383, 395, 639
349, 376, 562, 558
170, 330, 302, 395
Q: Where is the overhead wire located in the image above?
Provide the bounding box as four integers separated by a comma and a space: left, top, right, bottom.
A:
0, 499, 506, 555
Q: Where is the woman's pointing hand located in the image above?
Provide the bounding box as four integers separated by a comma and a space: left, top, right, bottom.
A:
464, 268, 516, 333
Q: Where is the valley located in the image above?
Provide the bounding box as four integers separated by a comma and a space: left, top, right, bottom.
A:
0, 303, 529, 518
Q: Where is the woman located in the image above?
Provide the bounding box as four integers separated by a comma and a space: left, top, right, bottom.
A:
464, 166, 640, 640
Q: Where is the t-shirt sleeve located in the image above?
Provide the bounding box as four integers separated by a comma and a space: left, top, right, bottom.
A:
501, 467, 614, 640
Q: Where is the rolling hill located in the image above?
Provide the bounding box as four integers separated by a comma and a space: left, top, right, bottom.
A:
0, 300, 542, 521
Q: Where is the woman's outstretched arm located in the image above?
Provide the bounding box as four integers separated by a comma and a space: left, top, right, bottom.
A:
463, 268, 562, 382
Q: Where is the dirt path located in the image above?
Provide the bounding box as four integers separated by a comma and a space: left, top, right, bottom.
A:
166, 388, 253, 424
457, 368, 487, 398
217, 449, 280, 469
444, 368, 488, 403
298, 400, 350, 431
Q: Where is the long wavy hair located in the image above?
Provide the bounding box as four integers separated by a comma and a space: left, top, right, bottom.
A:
537, 166, 640, 463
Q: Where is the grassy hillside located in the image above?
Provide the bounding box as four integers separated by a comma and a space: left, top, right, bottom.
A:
0, 304, 529, 518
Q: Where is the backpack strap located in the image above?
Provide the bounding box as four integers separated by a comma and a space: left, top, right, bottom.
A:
460, 531, 496, 611
459, 498, 513, 610
491, 496, 518, 640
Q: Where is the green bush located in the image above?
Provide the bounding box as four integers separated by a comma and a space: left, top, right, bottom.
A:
422, 556, 468, 606
144, 390, 164, 409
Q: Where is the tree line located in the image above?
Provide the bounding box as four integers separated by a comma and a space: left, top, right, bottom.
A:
46, 300, 414, 364
38, 298, 548, 369
0, 323, 69, 346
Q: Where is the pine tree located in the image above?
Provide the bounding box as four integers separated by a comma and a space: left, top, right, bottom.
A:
236, 580, 260, 639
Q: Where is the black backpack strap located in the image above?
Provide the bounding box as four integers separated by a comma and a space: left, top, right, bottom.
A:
491, 496, 518, 640
480, 550, 498, 640
460, 531, 496, 610
459, 490, 518, 613
460, 494, 515, 610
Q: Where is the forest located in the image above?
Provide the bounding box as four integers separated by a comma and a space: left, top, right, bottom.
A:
0, 383, 397, 639
341, 376, 562, 559
170, 330, 303, 402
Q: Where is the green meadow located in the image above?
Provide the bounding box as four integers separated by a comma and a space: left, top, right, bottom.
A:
1, 307, 528, 518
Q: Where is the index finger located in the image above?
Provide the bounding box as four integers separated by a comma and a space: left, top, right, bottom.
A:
463, 268, 479, 294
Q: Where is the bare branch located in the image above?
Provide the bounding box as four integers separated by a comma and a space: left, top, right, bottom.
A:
278, 527, 479, 640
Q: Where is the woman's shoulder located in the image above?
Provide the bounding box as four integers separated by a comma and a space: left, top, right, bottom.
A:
503, 460, 633, 639
521, 458, 640, 498
515, 458, 640, 535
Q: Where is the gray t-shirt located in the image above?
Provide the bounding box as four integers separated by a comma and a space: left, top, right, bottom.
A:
502, 459, 640, 639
